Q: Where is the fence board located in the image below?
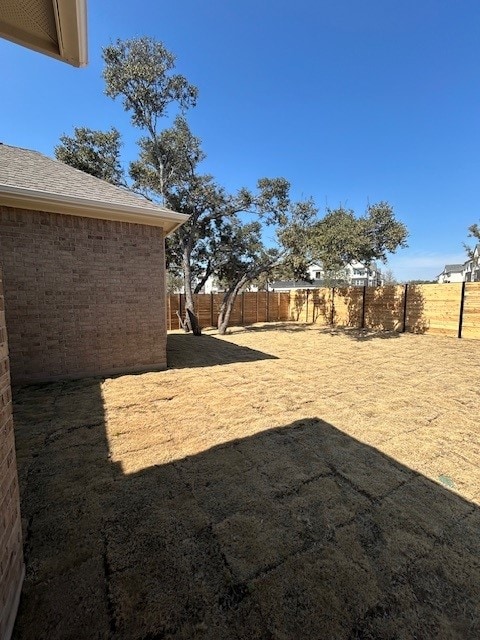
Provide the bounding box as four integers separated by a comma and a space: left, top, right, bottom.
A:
406, 283, 461, 337
166, 284, 480, 340
278, 292, 290, 321
168, 290, 297, 328
289, 290, 309, 322
333, 287, 363, 328
462, 282, 480, 339
310, 288, 332, 325
193, 294, 214, 328
364, 285, 405, 331
169, 294, 181, 329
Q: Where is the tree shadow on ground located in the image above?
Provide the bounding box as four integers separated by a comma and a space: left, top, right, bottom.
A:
12, 379, 480, 640
224, 322, 312, 335
167, 333, 278, 368
317, 326, 402, 341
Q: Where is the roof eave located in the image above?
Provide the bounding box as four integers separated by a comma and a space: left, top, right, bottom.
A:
54, 0, 88, 67
0, 185, 189, 236
0, 0, 88, 67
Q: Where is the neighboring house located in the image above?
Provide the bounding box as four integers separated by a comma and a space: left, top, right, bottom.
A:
0, 143, 188, 383
269, 261, 383, 291
173, 260, 382, 295
268, 279, 323, 292
437, 245, 480, 284
437, 264, 465, 284
307, 262, 383, 287
171, 275, 259, 295
462, 245, 480, 282
202, 277, 259, 294
0, 4, 88, 639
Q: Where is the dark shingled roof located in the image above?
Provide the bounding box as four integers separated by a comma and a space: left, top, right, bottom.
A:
0, 143, 172, 215
443, 264, 464, 273
269, 279, 324, 289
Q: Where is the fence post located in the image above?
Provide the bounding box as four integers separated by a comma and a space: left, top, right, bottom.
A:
266, 290, 270, 322
458, 281, 466, 339
241, 292, 245, 325
331, 288, 335, 326
210, 292, 214, 328
361, 286, 367, 329
256, 291, 259, 323
402, 284, 408, 332
305, 289, 309, 323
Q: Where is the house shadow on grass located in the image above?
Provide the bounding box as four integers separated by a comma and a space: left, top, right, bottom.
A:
167, 333, 278, 369
12, 380, 480, 640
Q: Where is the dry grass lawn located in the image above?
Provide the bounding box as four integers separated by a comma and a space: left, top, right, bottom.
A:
12, 324, 480, 639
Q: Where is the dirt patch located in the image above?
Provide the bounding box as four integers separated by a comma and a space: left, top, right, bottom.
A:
13, 325, 480, 639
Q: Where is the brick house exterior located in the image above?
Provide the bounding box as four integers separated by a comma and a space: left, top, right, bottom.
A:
0, 208, 169, 383
0, 144, 188, 383
0, 3, 88, 636
0, 143, 187, 638
0, 268, 23, 640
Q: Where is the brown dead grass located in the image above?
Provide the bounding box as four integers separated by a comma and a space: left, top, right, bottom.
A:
13, 324, 480, 639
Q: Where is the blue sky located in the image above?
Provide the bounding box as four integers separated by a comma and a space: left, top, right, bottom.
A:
2, 0, 480, 281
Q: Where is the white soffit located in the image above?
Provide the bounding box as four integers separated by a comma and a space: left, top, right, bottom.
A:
0, 0, 87, 67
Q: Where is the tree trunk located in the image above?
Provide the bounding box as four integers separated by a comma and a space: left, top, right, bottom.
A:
182, 245, 202, 335
193, 261, 213, 294
183, 248, 194, 311
217, 276, 249, 335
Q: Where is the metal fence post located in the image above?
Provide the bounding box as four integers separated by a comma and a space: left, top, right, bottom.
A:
458, 281, 466, 339
402, 284, 408, 332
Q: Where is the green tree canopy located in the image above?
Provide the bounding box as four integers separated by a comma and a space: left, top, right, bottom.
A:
214, 197, 318, 334
103, 37, 198, 134
311, 202, 408, 272
55, 36, 409, 335
55, 127, 124, 185
465, 222, 480, 261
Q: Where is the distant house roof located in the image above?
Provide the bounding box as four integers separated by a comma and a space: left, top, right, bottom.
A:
269, 280, 323, 290
0, 0, 87, 66
0, 144, 189, 235
443, 264, 464, 273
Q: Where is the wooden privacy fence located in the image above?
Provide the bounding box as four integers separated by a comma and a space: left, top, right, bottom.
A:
167, 291, 290, 330
289, 282, 480, 339
167, 283, 480, 339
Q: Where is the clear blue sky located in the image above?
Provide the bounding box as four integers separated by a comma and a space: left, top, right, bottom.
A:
2, 0, 480, 281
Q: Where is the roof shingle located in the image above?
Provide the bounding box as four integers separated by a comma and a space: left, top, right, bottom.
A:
0, 143, 168, 212
443, 264, 464, 273
0, 143, 188, 233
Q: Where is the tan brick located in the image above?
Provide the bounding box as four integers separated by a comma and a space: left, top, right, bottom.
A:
0, 206, 167, 383
0, 266, 23, 639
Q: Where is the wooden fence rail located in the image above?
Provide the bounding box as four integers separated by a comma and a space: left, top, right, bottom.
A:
167, 283, 480, 340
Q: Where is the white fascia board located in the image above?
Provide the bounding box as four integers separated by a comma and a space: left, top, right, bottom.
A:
0, 185, 189, 235
53, 0, 88, 67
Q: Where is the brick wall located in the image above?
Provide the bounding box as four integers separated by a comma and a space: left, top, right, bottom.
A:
0, 206, 167, 384
0, 267, 24, 640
